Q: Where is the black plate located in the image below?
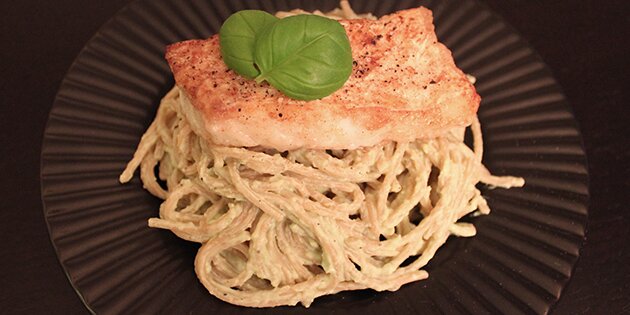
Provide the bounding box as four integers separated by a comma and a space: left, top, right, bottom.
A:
40, 0, 589, 314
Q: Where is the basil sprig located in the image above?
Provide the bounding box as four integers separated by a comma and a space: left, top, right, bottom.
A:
219, 10, 278, 79
219, 11, 353, 101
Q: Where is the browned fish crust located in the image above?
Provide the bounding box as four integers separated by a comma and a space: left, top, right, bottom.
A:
166, 7, 480, 150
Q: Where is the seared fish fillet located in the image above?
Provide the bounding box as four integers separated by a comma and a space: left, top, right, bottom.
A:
166, 7, 480, 151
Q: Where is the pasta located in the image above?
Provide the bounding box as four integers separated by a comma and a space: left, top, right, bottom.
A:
119, 2, 524, 308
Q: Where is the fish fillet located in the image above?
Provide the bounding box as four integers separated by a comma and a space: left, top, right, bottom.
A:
166, 7, 480, 151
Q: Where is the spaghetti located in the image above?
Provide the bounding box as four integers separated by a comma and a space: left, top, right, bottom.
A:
120, 2, 524, 308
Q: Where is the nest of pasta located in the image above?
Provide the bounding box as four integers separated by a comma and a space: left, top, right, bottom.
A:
120, 88, 523, 307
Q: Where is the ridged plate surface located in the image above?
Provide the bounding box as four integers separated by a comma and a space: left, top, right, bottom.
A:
41, 0, 589, 314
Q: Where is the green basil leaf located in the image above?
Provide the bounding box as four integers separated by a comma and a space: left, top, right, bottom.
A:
219, 10, 278, 78
253, 15, 352, 101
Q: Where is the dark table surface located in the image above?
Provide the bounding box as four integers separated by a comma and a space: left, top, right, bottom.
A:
1, 0, 628, 314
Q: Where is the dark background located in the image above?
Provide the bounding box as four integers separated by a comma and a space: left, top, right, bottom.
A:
1, 0, 628, 314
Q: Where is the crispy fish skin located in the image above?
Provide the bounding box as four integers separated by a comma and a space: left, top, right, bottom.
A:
166, 7, 480, 151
